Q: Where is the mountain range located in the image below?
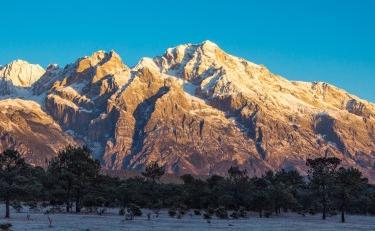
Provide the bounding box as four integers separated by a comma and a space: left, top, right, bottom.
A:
1, 41, 374, 181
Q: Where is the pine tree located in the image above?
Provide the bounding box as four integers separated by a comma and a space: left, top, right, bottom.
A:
306, 157, 341, 220
47, 145, 100, 213
141, 161, 165, 183
334, 167, 368, 223
0, 149, 32, 218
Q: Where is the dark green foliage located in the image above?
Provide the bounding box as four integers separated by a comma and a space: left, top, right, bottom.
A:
306, 157, 341, 220
333, 167, 368, 223
206, 207, 215, 215
0, 149, 40, 218
203, 212, 211, 219
0, 148, 374, 222
10, 201, 22, 213
238, 207, 247, 218
25, 201, 38, 210
168, 208, 177, 217
46, 145, 100, 213
251, 177, 270, 217
119, 208, 125, 216
230, 207, 247, 219
264, 211, 272, 218
0, 223, 12, 230
178, 206, 187, 216
230, 210, 239, 219
141, 161, 165, 183
82, 196, 105, 208
215, 207, 228, 219
127, 203, 142, 216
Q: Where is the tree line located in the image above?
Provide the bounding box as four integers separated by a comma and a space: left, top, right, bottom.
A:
0, 146, 374, 223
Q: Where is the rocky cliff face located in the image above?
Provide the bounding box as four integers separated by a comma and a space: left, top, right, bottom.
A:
0, 99, 76, 166
0, 41, 374, 180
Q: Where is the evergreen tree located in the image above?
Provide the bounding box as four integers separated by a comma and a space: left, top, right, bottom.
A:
227, 166, 249, 209
47, 145, 100, 213
334, 167, 368, 223
0, 149, 32, 218
273, 169, 305, 213
306, 157, 341, 220
251, 177, 270, 217
141, 161, 165, 183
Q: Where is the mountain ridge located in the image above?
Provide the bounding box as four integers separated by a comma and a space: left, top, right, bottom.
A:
0, 41, 374, 181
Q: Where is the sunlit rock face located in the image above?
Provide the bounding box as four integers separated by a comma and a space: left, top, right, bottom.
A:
0, 60, 45, 95
0, 41, 374, 180
0, 99, 76, 167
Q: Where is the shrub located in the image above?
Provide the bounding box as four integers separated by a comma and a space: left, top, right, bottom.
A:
83, 196, 105, 208
329, 210, 337, 216
127, 204, 142, 216
230, 207, 247, 219
0, 223, 12, 230
193, 209, 201, 215
207, 207, 215, 215
230, 211, 239, 219
41, 202, 49, 208
264, 211, 272, 218
308, 208, 316, 215
168, 208, 177, 217
203, 213, 212, 220
178, 208, 187, 216
119, 208, 125, 216
96, 208, 106, 215
11, 201, 22, 213
215, 207, 228, 219
47, 206, 63, 214
153, 209, 160, 218
238, 207, 247, 218
25, 201, 38, 210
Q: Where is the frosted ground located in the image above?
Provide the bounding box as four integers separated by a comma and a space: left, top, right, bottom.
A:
0, 207, 374, 231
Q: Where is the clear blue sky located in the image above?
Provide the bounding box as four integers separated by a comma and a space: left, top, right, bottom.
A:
1, 0, 374, 102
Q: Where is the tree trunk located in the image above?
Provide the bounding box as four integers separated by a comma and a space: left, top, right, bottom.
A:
66, 187, 71, 213
341, 205, 345, 223
66, 201, 70, 213
259, 209, 263, 218
76, 197, 81, 213
322, 196, 327, 220
5, 199, 10, 218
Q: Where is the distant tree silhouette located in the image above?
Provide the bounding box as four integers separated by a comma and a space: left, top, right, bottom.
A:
142, 161, 165, 183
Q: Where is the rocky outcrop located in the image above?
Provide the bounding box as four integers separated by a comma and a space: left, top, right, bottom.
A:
0, 41, 374, 181
0, 99, 76, 166
44, 50, 130, 136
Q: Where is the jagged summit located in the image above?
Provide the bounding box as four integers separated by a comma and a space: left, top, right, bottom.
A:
0, 60, 45, 86
0, 41, 374, 181
0, 60, 45, 96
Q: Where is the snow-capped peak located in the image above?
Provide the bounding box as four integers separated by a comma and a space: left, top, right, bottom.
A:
200, 40, 219, 50
0, 60, 45, 87
0, 60, 45, 96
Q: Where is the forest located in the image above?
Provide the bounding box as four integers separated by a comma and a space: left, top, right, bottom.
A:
0, 145, 374, 225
